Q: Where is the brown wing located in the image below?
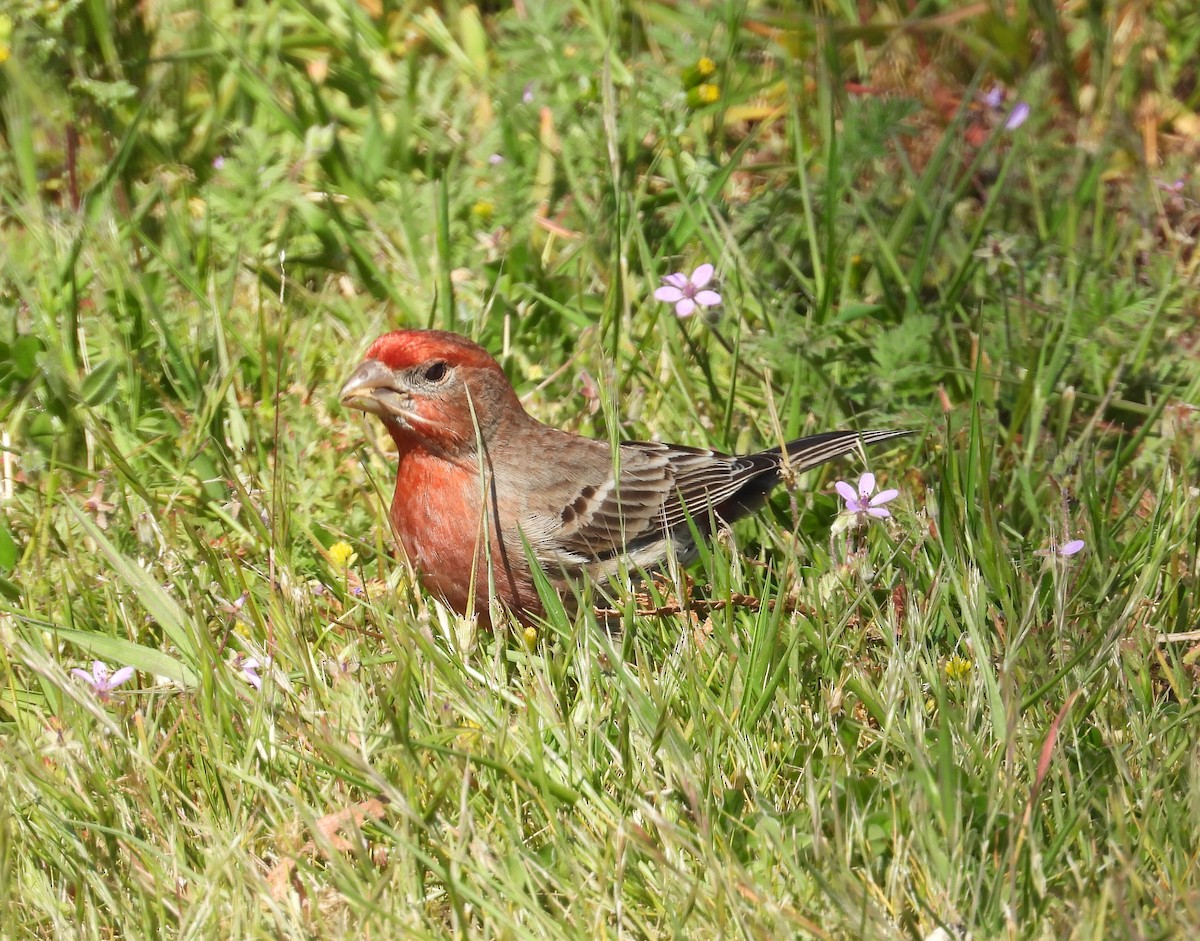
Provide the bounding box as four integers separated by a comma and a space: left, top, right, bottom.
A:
521, 428, 910, 571
531, 442, 676, 567
522, 442, 782, 570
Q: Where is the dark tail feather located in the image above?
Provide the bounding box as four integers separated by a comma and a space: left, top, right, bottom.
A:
777, 428, 912, 474
714, 429, 911, 522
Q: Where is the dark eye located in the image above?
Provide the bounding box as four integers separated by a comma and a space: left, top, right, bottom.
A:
422, 361, 449, 383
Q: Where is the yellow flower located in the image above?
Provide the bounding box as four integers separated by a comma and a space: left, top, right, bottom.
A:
682, 57, 717, 89
523, 626, 538, 650
470, 199, 494, 224
328, 541, 357, 569
944, 656, 972, 683
687, 83, 721, 108
457, 717, 482, 747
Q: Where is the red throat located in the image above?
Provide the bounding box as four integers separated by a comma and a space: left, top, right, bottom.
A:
389, 441, 537, 624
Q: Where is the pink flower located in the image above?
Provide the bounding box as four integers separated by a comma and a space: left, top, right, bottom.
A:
71, 661, 135, 703
242, 659, 262, 690
1004, 101, 1030, 130
835, 473, 899, 522
1035, 539, 1085, 558
231, 653, 265, 690
654, 264, 722, 318
982, 85, 1030, 131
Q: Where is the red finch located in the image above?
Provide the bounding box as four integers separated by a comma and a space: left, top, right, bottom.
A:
341, 329, 907, 622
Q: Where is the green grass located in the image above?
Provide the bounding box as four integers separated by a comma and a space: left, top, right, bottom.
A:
2, 0, 1200, 937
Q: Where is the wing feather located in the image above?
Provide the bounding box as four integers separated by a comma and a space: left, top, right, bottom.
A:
520, 428, 910, 572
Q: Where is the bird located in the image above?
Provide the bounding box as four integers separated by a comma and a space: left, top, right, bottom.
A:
340, 329, 908, 623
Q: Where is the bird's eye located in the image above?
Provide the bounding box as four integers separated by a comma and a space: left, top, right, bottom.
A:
422, 361, 449, 383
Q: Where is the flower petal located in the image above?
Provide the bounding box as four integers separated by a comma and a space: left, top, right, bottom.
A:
834, 480, 858, 502
866, 506, 892, 518
1060, 539, 1085, 556
108, 667, 135, 688
694, 290, 722, 307
239, 658, 263, 690
92, 661, 109, 681
655, 286, 684, 303
71, 669, 95, 684
663, 272, 690, 289
858, 473, 876, 497
869, 488, 899, 507
690, 263, 715, 288
675, 298, 697, 318
1005, 102, 1030, 130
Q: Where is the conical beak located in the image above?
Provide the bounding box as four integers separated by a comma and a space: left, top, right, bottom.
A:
339, 359, 407, 419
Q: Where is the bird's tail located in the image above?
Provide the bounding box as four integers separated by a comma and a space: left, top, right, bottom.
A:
776, 428, 912, 474
714, 428, 910, 524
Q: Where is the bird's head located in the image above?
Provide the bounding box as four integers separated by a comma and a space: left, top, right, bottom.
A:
339, 329, 528, 455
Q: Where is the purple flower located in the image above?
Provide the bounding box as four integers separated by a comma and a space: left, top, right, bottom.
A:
232, 654, 264, 691
1035, 539, 1085, 558
835, 473, 899, 521
71, 661, 135, 702
522, 82, 535, 104
1004, 102, 1030, 130
654, 264, 722, 318
488, 153, 504, 166
212, 155, 226, 170
982, 85, 1030, 131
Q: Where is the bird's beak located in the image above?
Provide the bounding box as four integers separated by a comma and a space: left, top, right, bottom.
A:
339, 359, 410, 420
